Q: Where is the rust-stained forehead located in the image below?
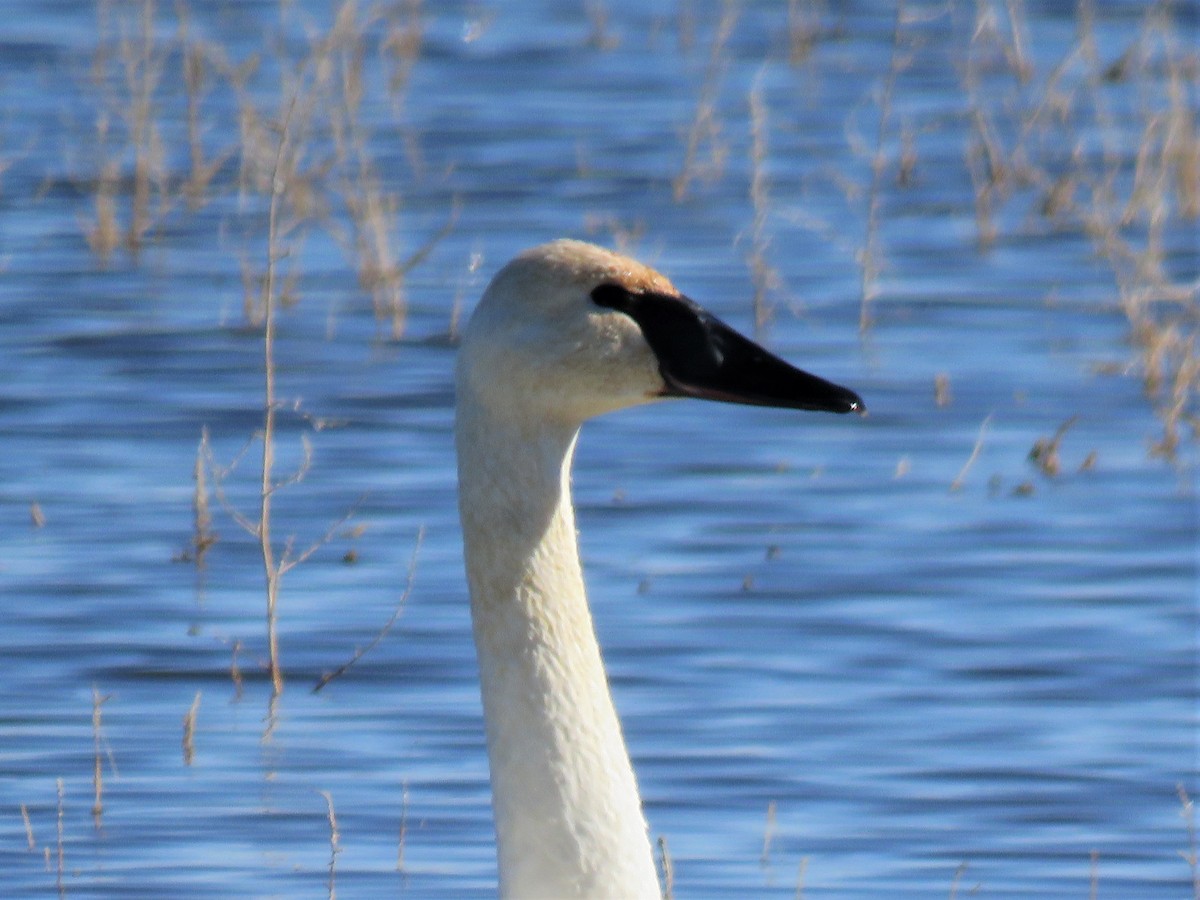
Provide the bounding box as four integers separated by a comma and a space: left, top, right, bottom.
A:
512, 239, 679, 296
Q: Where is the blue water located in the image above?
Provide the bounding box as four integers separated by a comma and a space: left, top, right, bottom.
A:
0, 1, 1196, 897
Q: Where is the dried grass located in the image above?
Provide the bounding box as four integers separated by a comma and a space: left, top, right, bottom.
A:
55, 778, 65, 899
673, 0, 738, 201
747, 72, 781, 334
397, 781, 409, 874
19, 803, 35, 852
1029, 415, 1079, 477
90, 686, 116, 827
1180, 784, 1200, 900
657, 835, 675, 900
313, 526, 423, 693
950, 0, 1197, 457
318, 789, 341, 899
191, 428, 217, 564
787, 0, 824, 65
951, 414, 993, 492
859, 2, 909, 331
181, 691, 201, 765
760, 799, 777, 867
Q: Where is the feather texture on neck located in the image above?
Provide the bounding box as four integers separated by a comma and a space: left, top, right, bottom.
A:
456, 395, 660, 899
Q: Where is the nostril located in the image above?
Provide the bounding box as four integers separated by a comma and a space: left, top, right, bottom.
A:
590, 283, 633, 311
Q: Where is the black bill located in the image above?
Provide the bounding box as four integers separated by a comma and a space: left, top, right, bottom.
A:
591, 283, 865, 416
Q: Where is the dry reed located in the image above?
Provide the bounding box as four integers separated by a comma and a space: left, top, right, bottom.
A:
786, 0, 823, 65
950, 414, 993, 492
229, 639, 244, 699
795, 856, 808, 899
177, 8, 234, 208
1029, 415, 1079, 477
747, 71, 780, 334
192, 428, 217, 564
673, 0, 739, 201
257, 92, 296, 696
916, 0, 1200, 463
859, 1, 908, 331
325, 2, 408, 338
657, 835, 675, 900
383, 0, 426, 103
197, 41, 374, 698
313, 525, 423, 692
948, 861, 970, 899
1181, 784, 1200, 900
182, 690, 201, 765
318, 790, 341, 899
585, 0, 618, 50
676, 0, 696, 54
55, 778, 65, 899
84, 151, 122, 261
90, 685, 115, 826
20, 803, 36, 852
960, 0, 1026, 251
397, 781, 409, 874
121, 0, 167, 252
760, 799, 777, 867
934, 373, 952, 408
85, 0, 172, 257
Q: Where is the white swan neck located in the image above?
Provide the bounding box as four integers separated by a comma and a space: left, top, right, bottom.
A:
456, 398, 659, 899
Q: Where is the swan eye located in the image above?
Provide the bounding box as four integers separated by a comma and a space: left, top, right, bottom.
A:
590, 283, 634, 312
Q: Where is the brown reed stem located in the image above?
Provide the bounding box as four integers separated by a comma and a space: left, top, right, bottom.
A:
950, 414, 993, 492
949, 861, 969, 899
1029, 415, 1079, 477
1180, 783, 1200, 900
760, 799, 777, 867
748, 71, 780, 335
193, 427, 216, 564
230, 639, 244, 700
116, 0, 168, 254
20, 803, 35, 851
397, 780, 410, 874
182, 691, 201, 765
313, 526, 424, 692
787, 0, 823, 65
260, 93, 299, 698
55, 778, 65, 899
673, 0, 738, 201
318, 790, 341, 899
657, 835, 674, 900
90, 685, 112, 827
860, 0, 906, 331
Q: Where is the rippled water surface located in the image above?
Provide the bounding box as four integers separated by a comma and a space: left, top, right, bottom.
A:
1, 1, 1196, 897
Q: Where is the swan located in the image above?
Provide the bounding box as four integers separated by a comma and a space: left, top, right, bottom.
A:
455, 239, 863, 899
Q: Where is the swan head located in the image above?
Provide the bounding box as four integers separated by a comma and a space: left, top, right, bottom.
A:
457, 239, 864, 426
